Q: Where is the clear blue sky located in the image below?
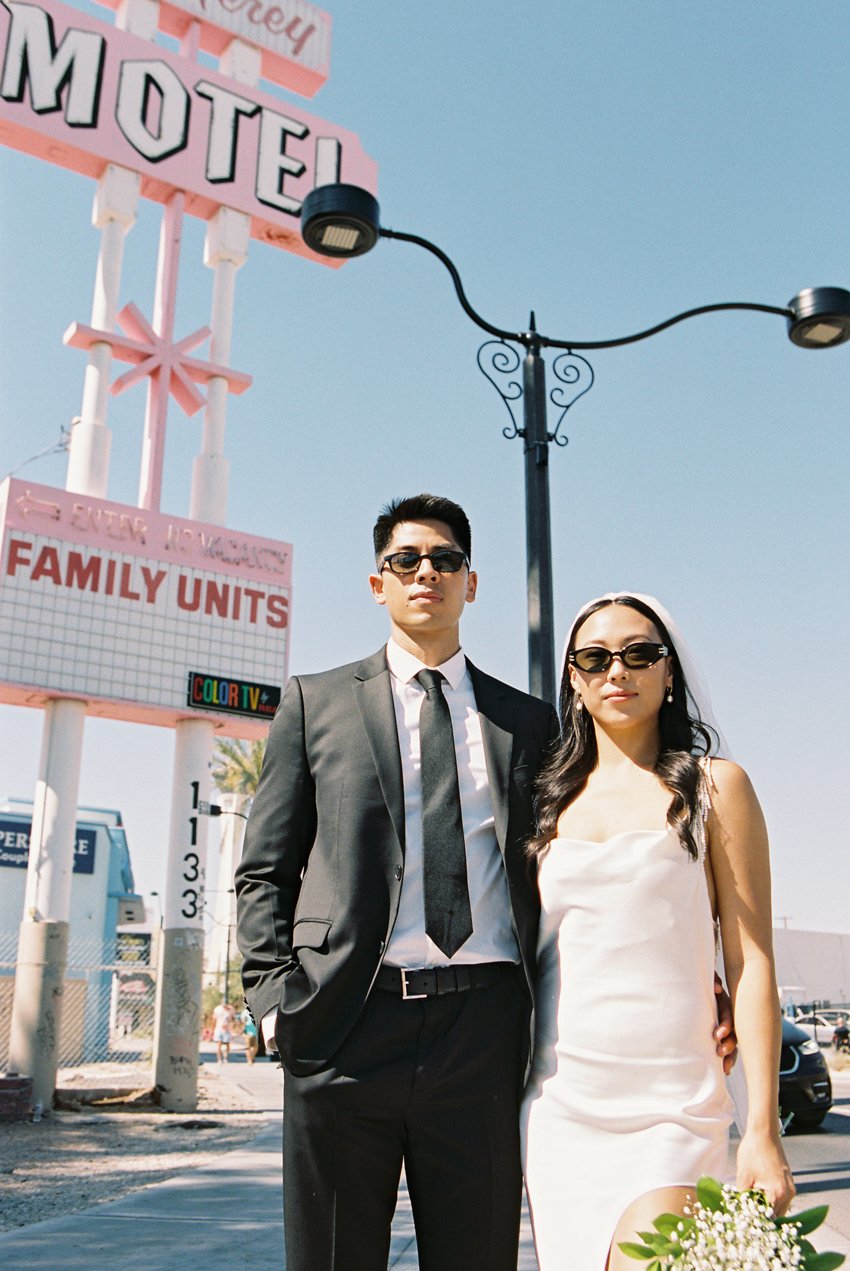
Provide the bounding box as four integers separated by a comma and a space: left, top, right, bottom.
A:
1, 1, 848, 931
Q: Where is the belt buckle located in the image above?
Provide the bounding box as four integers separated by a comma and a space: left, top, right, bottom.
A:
401, 969, 427, 1000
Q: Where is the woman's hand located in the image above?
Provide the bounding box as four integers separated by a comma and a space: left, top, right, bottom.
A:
713, 973, 738, 1074
736, 1129, 796, 1216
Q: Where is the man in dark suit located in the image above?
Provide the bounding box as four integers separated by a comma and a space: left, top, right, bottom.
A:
235, 492, 558, 1271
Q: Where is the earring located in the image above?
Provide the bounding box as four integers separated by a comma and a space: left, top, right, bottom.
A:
666, 686, 674, 704
575, 697, 584, 712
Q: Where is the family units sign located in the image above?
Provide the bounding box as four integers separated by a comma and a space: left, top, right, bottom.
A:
0, 0, 377, 259
0, 478, 292, 734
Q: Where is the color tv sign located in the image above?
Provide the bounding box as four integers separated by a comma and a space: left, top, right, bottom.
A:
0, 0, 376, 260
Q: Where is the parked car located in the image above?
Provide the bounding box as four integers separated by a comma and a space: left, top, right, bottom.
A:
791, 1012, 839, 1045
779, 1017, 833, 1130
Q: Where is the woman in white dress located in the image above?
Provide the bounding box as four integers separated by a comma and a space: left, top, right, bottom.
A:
520, 593, 794, 1270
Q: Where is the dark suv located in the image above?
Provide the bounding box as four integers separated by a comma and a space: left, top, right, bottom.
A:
779, 1017, 833, 1130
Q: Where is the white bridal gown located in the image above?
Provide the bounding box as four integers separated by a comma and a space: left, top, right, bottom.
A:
520, 818, 734, 1271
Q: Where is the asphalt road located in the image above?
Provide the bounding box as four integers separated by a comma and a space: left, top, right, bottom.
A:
783, 1091, 850, 1243
722, 1068, 850, 1251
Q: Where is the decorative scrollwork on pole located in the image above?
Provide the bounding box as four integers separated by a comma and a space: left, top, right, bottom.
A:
478, 341, 595, 446
548, 352, 594, 447
477, 340, 524, 439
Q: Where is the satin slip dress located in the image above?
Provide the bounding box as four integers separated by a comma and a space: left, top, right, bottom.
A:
520, 775, 734, 1270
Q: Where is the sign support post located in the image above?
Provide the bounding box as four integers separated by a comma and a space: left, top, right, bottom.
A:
66, 165, 140, 500
153, 717, 212, 1109
7, 697, 86, 1109
191, 206, 250, 523
7, 162, 140, 1110
153, 197, 249, 1110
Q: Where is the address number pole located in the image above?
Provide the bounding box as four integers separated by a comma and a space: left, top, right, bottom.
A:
152, 193, 252, 1112
152, 725, 213, 1110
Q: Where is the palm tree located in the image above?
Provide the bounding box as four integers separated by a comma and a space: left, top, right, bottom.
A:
207, 738, 266, 1005
211, 738, 266, 796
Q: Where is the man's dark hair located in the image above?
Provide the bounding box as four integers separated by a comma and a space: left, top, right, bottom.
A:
373, 494, 472, 563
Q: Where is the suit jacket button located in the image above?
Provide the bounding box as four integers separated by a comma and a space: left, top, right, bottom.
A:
394, 866, 402, 881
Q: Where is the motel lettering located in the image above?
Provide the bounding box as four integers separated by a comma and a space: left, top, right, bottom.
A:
0, 0, 376, 253
0, 2, 309, 212
6, 537, 288, 628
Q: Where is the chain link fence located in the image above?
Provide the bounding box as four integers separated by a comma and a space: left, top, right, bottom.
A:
0, 930, 157, 1068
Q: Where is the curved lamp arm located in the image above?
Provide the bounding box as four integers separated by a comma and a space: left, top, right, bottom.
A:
380, 227, 525, 343
300, 184, 850, 352
536, 300, 792, 351
383, 227, 791, 350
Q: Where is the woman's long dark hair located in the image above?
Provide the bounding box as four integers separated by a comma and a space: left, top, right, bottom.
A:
529, 596, 718, 861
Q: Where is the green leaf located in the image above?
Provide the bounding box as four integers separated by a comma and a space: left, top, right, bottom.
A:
781, 1204, 829, 1235
635, 1232, 677, 1255
802, 1254, 846, 1271
695, 1175, 725, 1212
653, 1213, 685, 1237
636, 1230, 668, 1245
617, 1241, 658, 1260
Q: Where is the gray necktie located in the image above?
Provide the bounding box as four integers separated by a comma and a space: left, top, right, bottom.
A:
416, 669, 473, 958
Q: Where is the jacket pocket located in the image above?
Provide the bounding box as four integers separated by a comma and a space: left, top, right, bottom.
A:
292, 918, 331, 951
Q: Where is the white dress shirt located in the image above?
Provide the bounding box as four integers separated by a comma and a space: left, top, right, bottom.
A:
382, 639, 519, 968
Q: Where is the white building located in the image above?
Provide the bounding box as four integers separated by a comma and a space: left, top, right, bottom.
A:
773, 926, 850, 1008
0, 800, 144, 1065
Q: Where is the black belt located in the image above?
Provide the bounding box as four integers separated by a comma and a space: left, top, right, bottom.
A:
375, 961, 516, 1000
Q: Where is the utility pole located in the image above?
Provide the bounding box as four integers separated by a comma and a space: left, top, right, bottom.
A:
224, 904, 233, 1003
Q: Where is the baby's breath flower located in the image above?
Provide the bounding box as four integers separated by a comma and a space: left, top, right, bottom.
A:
679, 1186, 802, 1268
618, 1176, 843, 1270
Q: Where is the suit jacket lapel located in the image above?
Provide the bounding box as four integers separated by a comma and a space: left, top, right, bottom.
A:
467, 659, 514, 853
354, 648, 406, 856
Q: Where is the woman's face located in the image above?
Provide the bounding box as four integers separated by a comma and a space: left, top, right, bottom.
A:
568, 603, 672, 732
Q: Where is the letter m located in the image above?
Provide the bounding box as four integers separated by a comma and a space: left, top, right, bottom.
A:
0, 2, 104, 125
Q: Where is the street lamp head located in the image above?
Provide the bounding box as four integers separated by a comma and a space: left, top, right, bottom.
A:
301, 183, 381, 258
787, 287, 850, 349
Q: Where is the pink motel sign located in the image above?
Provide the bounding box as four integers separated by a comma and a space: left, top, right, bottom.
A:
0, 0, 377, 262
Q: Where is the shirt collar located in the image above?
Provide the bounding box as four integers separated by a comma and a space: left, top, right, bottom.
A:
386, 639, 468, 691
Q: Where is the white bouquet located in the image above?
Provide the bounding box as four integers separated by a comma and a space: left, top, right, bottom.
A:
619, 1175, 845, 1269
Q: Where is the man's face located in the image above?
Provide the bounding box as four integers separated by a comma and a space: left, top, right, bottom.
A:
369, 518, 477, 645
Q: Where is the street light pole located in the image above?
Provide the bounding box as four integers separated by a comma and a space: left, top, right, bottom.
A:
522, 322, 555, 702
300, 184, 850, 703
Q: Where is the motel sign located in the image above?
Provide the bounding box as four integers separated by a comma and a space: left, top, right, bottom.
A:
0, 0, 377, 259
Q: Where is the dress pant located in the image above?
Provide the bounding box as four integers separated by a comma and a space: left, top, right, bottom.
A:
282, 965, 528, 1271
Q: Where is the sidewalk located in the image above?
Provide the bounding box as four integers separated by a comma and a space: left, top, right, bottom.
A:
1, 1058, 846, 1269
0, 1058, 538, 1269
